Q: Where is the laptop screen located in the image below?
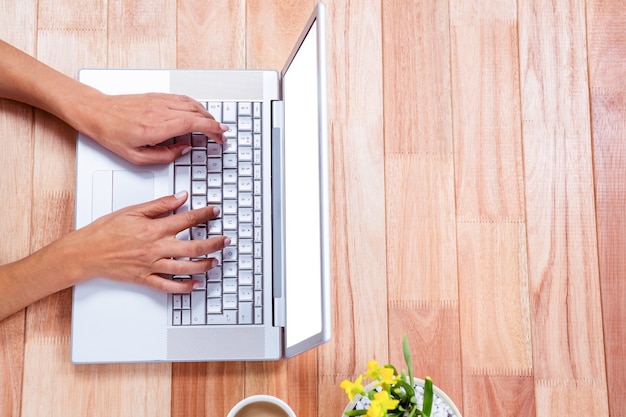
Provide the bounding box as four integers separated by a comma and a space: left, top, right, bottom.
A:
281, 5, 330, 356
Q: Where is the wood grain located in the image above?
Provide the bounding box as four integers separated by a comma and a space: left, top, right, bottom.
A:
519, 0, 609, 414
587, 1, 626, 415
0, 2, 36, 415
0, 0, 624, 416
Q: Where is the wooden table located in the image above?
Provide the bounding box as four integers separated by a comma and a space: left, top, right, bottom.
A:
1, 0, 624, 416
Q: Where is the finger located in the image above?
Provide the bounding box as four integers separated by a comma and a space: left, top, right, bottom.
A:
131, 192, 188, 219
162, 205, 221, 233
160, 116, 229, 144
161, 235, 231, 260
130, 143, 192, 165
162, 94, 215, 119
153, 257, 218, 276
143, 273, 199, 293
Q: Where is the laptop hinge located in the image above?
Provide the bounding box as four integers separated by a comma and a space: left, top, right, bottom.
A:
271, 100, 286, 328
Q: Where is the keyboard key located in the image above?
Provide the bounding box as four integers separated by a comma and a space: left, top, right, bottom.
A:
239, 132, 252, 146
238, 116, 252, 131
191, 291, 206, 325
239, 286, 253, 302
207, 142, 222, 156
208, 102, 222, 121
192, 133, 207, 147
192, 150, 207, 165
238, 302, 253, 324
239, 270, 253, 285
223, 200, 238, 215
174, 166, 191, 212
207, 158, 222, 172
252, 102, 261, 117
238, 102, 252, 116
182, 310, 191, 325
182, 294, 191, 309
223, 293, 237, 309
192, 165, 207, 180
223, 103, 237, 122
223, 215, 237, 231
173, 310, 182, 326
239, 162, 253, 176
223, 263, 238, 278
208, 173, 222, 187
207, 298, 222, 314
223, 246, 237, 262
223, 153, 238, 169
173, 294, 182, 309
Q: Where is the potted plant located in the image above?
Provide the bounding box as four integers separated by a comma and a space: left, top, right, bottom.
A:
339, 335, 462, 417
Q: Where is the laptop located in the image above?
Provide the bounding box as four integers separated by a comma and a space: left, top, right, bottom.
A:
71, 3, 330, 363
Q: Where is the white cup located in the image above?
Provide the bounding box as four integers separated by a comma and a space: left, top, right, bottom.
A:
226, 395, 296, 417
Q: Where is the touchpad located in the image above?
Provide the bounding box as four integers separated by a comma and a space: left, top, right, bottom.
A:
92, 170, 155, 220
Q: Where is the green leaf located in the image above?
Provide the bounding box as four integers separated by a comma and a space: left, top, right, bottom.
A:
422, 377, 434, 417
403, 334, 414, 383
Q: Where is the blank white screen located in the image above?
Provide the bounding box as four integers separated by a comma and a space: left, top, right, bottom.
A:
282, 21, 323, 349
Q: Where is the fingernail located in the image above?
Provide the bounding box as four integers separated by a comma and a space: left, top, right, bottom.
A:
211, 258, 219, 268
174, 190, 187, 200
224, 237, 231, 247
192, 280, 203, 289
181, 146, 192, 155
219, 123, 229, 132
221, 134, 228, 143
212, 206, 221, 217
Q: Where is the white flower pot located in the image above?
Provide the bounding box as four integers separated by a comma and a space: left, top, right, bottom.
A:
343, 377, 462, 417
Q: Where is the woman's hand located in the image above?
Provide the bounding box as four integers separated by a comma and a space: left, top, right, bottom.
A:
56, 191, 228, 293
78, 92, 229, 165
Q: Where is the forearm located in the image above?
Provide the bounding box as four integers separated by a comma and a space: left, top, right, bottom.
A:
0, 242, 82, 321
0, 39, 102, 132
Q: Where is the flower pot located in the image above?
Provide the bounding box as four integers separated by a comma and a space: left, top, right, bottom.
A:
343, 377, 462, 417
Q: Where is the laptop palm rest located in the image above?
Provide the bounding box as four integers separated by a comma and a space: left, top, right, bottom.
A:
72, 169, 166, 364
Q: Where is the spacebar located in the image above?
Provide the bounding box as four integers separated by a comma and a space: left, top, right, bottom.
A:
174, 165, 191, 213
174, 165, 191, 241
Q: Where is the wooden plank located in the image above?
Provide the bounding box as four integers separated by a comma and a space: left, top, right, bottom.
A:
246, 0, 315, 70
314, 1, 387, 416
107, 0, 176, 68
0, 101, 34, 417
382, 2, 461, 411
518, 0, 609, 414
176, 0, 245, 69
464, 375, 535, 417
21, 1, 176, 416
587, 2, 626, 415
0, 3, 37, 416
243, 1, 316, 414
171, 2, 246, 417
456, 223, 532, 373
389, 302, 462, 409
448, 2, 532, 415
317, 0, 387, 364
590, 90, 626, 417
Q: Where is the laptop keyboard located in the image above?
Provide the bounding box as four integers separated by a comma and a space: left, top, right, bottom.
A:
171, 101, 264, 326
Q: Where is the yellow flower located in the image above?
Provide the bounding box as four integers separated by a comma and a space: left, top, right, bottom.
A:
366, 401, 385, 417
340, 375, 364, 401
366, 391, 400, 417
379, 367, 397, 385
365, 360, 381, 379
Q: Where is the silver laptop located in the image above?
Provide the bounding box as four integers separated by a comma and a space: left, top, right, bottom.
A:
71, 3, 330, 363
